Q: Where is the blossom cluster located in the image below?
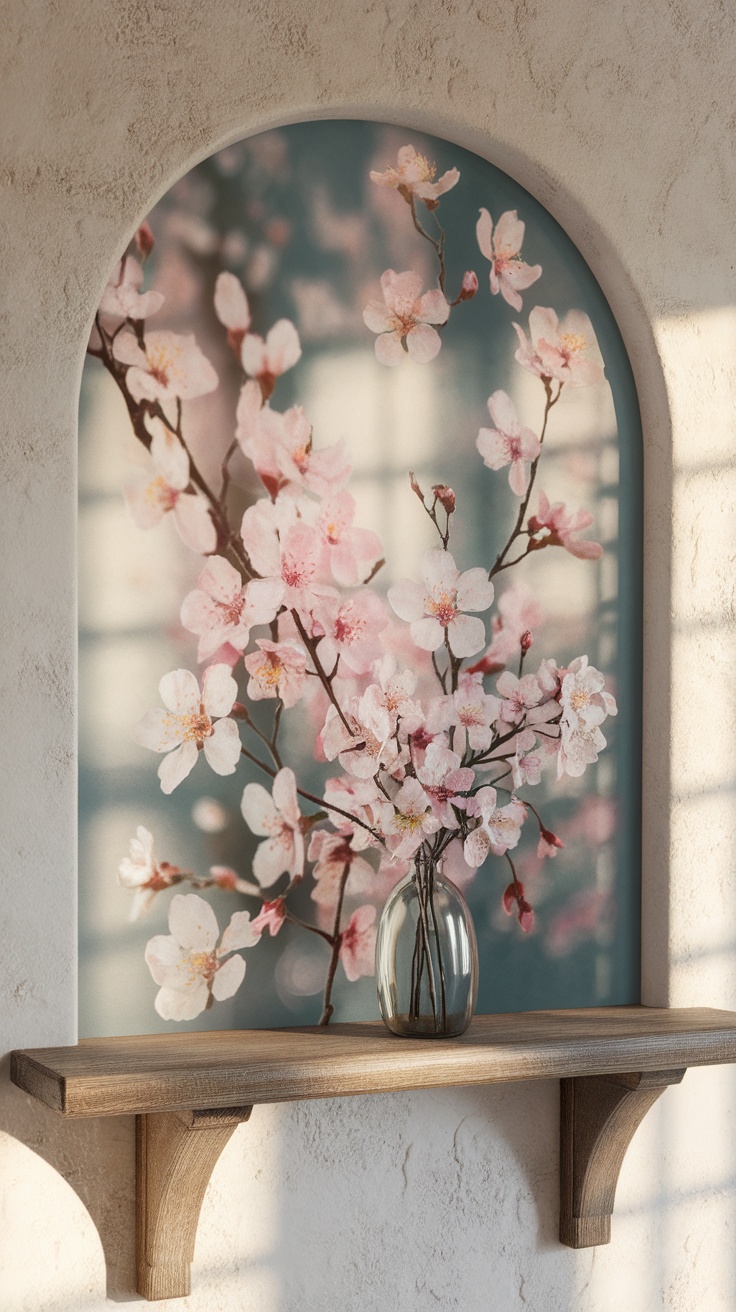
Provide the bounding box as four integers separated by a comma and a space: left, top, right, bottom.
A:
92, 141, 617, 1023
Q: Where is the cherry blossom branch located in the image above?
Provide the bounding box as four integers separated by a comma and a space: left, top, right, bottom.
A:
409, 197, 447, 294
284, 909, 334, 947
490, 378, 563, 579
319, 859, 351, 1025
290, 608, 355, 736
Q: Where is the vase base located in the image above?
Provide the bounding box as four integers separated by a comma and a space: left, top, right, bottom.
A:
381, 1013, 472, 1039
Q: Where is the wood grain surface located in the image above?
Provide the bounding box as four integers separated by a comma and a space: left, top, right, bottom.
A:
11, 1007, 736, 1118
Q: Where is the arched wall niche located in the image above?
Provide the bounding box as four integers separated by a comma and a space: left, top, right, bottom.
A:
78, 115, 656, 1037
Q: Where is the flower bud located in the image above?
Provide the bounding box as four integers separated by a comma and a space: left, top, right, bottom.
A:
520, 630, 533, 653
135, 220, 155, 261
409, 471, 425, 503
432, 483, 456, 515
458, 270, 478, 301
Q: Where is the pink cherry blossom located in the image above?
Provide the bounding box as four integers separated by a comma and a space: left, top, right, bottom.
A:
559, 656, 618, 730
528, 491, 603, 560
180, 555, 284, 661
511, 729, 543, 789
370, 656, 424, 736
464, 789, 526, 867
240, 767, 305, 887
113, 328, 218, 402
124, 419, 217, 554
99, 255, 164, 322
415, 743, 474, 828
388, 548, 494, 658
339, 905, 378, 981
557, 721, 608, 779
322, 689, 403, 780
117, 826, 183, 919
496, 670, 545, 725
244, 639, 308, 709
240, 499, 338, 622
251, 897, 287, 937
241, 319, 302, 394
307, 830, 376, 907
134, 664, 242, 794
537, 827, 564, 859
236, 385, 351, 499
323, 775, 385, 851
443, 673, 502, 754
363, 270, 450, 366
214, 271, 251, 351
313, 591, 389, 675
379, 778, 441, 860
369, 145, 460, 203
476, 391, 541, 495
475, 209, 542, 312
315, 491, 383, 586
512, 307, 604, 387
145, 893, 259, 1020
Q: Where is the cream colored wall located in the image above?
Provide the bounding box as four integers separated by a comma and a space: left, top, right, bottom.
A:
2, 2, 735, 1309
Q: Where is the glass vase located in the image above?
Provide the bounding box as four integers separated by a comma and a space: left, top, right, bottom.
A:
375, 851, 478, 1038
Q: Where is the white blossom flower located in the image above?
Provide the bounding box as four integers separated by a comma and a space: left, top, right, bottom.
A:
145, 893, 259, 1020
133, 665, 241, 794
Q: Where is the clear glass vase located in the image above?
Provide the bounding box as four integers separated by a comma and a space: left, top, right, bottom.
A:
375, 852, 479, 1038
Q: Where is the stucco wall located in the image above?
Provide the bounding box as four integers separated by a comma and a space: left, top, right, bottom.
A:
1, 2, 735, 1309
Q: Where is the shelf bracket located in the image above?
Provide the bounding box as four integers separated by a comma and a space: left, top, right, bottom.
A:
136, 1105, 253, 1301
559, 1067, 686, 1248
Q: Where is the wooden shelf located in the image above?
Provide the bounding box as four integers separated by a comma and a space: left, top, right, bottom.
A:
11, 1006, 736, 1300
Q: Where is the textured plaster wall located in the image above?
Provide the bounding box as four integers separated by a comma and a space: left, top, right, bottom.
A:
1, 1, 735, 1309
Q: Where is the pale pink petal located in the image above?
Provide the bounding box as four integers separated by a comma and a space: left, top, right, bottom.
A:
476, 429, 509, 471
112, 330, 147, 368
362, 300, 393, 333
380, 269, 423, 315
503, 262, 542, 292
456, 568, 494, 612
415, 289, 450, 326
410, 616, 445, 651
464, 828, 491, 869
220, 910, 261, 954
508, 459, 531, 496
405, 322, 442, 363
159, 669, 200, 715
387, 579, 428, 622
169, 892, 219, 951
211, 954, 246, 1001
144, 934, 182, 986
241, 782, 278, 837
374, 332, 405, 366
202, 718, 241, 775
155, 981, 209, 1021
124, 478, 167, 529
173, 494, 217, 554
265, 319, 302, 374
500, 281, 523, 312
272, 767, 299, 822
197, 555, 242, 604
493, 210, 525, 256
134, 707, 184, 752
214, 271, 251, 331
202, 664, 238, 718
475, 208, 494, 261
447, 614, 486, 658
486, 390, 519, 434
253, 838, 292, 888
241, 333, 266, 375
158, 740, 199, 793
150, 422, 190, 490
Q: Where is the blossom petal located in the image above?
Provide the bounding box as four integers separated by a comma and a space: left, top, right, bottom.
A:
134, 707, 183, 753
211, 954, 246, 1001
169, 892, 219, 951
447, 614, 486, 658
475, 208, 494, 261
214, 271, 251, 331
265, 319, 302, 374
154, 981, 210, 1020
202, 664, 238, 718
202, 718, 241, 776
374, 332, 405, 366
220, 910, 261, 953
410, 616, 444, 651
159, 669, 200, 715
387, 579, 426, 622
158, 740, 199, 793
406, 322, 442, 363
456, 568, 494, 613
415, 289, 450, 326
241, 782, 278, 837
173, 494, 217, 554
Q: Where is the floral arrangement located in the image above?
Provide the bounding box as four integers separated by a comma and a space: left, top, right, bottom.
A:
91, 143, 617, 1025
